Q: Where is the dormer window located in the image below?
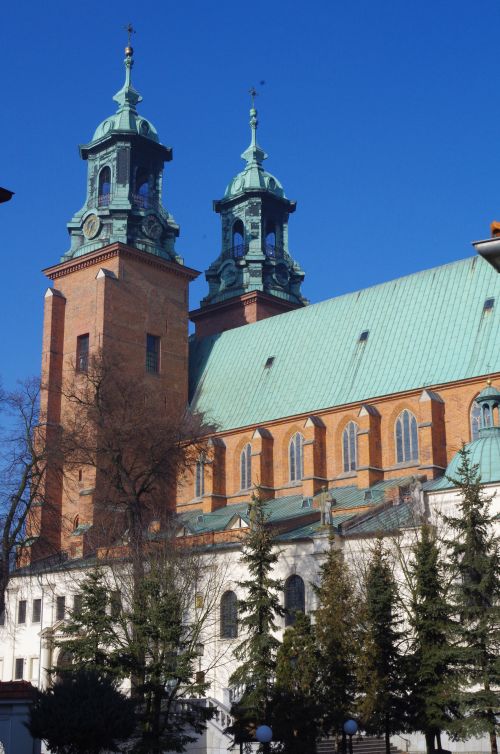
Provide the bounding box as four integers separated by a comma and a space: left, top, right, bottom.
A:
98, 167, 111, 207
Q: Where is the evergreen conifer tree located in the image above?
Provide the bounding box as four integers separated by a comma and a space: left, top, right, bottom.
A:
407, 524, 458, 754
56, 569, 121, 679
444, 447, 500, 754
272, 611, 321, 753
229, 492, 285, 751
357, 539, 406, 754
314, 541, 359, 744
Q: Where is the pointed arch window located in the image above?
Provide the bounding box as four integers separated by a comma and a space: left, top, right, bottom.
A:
220, 591, 238, 638
342, 421, 358, 472
395, 410, 419, 464
284, 575, 305, 627
195, 457, 205, 498
240, 443, 252, 491
98, 166, 111, 207
232, 219, 245, 257
470, 398, 481, 441
289, 433, 304, 482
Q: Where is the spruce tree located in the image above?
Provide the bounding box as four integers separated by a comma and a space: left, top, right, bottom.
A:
357, 539, 406, 754
229, 492, 285, 751
56, 569, 121, 679
272, 611, 321, 753
314, 542, 359, 744
444, 446, 500, 754
407, 524, 458, 754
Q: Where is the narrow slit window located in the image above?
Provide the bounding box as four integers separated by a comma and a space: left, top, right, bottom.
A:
17, 600, 27, 624
32, 598, 41, 623
76, 334, 89, 373
195, 457, 205, 498
289, 433, 304, 482
56, 596, 66, 621
146, 334, 160, 374
240, 443, 252, 490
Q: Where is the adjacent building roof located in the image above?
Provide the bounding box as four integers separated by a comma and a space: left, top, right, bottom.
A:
190, 256, 500, 432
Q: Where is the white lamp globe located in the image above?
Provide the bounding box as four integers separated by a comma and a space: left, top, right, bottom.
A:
343, 719, 358, 736
255, 725, 273, 743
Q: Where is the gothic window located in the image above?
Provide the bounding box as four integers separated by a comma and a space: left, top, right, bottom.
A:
98, 166, 111, 206
395, 410, 419, 464
284, 575, 305, 626
195, 457, 205, 498
470, 398, 481, 441
76, 334, 89, 373
289, 433, 304, 482
342, 421, 358, 472
240, 443, 252, 490
146, 334, 160, 373
232, 219, 245, 255
220, 591, 238, 638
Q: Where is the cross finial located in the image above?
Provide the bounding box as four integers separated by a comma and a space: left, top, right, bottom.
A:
125, 23, 136, 45
249, 87, 258, 109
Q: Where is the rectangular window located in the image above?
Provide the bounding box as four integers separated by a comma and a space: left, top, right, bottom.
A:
76, 334, 89, 373
32, 598, 42, 623
56, 596, 66, 621
30, 657, 39, 682
14, 658, 24, 680
110, 591, 121, 620
18, 600, 27, 624
146, 334, 160, 374
73, 594, 83, 616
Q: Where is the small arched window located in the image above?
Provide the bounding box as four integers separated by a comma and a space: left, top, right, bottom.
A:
240, 443, 252, 491
135, 168, 150, 208
470, 398, 481, 441
482, 404, 492, 428
265, 221, 276, 253
395, 410, 419, 464
284, 575, 305, 627
220, 591, 238, 638
289, 433, 304, 482
195, 458, 205, 498
232, 219, 245, 255
342, 421, 358, 472
98, 166, 111, 206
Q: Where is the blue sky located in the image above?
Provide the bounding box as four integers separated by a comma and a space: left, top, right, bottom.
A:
2, 0, 500, 388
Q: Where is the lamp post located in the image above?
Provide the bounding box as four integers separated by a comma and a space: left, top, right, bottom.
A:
343, 719, 358, 754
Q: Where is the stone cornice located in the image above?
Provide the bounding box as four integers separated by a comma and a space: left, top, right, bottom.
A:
189, 289, 301, 321
44, 242, 199, 282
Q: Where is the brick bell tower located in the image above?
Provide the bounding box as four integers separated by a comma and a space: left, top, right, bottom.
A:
30, 40, 198, 562
190, 91, 307, 338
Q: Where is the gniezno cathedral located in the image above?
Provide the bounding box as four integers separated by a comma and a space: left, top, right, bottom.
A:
1, 43, 499, 754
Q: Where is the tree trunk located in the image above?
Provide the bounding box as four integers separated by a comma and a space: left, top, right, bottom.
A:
489, 731, 498, 754
425, 731, 435, 754
436, 730, 443, 753
385, 723, 391, 754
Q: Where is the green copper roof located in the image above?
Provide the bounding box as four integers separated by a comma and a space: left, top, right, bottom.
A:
345, 502, 418, 535
190, 256, 500, 431
89, 48, 159, 145
224, 104, 285, 199
429, 429, 500, 490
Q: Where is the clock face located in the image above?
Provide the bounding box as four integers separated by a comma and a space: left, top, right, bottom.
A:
142, 214, 163, 241
82, 214, 101, 240
275, 263, 289, 286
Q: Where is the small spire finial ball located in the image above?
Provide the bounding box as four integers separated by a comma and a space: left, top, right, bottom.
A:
487, 378, 492, 386
125, 45, 133, 56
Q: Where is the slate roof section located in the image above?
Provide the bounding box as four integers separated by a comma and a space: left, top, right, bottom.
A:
344, 502, 418, 534
189, 256, 500, 432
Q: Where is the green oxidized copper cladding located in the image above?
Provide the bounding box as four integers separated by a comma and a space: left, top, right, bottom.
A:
190, 256, 500, 433
432, 380, 500, 488
64, 45, 182, 264
201, 100, 307, 309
